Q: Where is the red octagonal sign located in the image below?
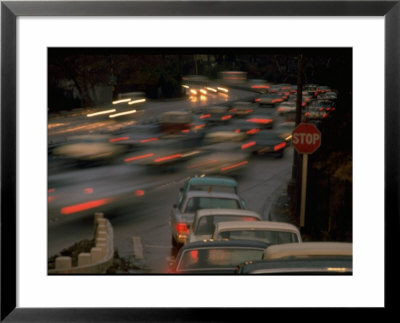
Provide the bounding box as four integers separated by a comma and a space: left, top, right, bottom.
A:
292, 123, 321, 154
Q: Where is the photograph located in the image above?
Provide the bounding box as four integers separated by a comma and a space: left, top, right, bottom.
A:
47, 48, 353, 275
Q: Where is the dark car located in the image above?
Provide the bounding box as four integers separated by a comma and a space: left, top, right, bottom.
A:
235, 257, 353, 275
248, 130, 289, 158
170, 239, 269, 274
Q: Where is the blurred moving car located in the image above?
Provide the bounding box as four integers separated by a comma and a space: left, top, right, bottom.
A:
247, 130, 289, 158
186, 209, 262, 244
245, 109, 277, 129
199, 106, 232, 126
51, 134, 128, 166
254, 94, 284, 107
262, 242, 353, 261
186, 142, 251, 177
169, 190, 247, 247
277, 101, 296, 116
229, 102, 255, 118
212, 221, 302, 245
169, 239, 269, 274
159, 111, 192, 135
235, 257, 352, 275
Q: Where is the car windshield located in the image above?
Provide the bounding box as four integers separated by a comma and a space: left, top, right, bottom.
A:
178, 248, 264, 271
195, 215, 259, 235
218, 230, 299, 244
184, 197, 240, 213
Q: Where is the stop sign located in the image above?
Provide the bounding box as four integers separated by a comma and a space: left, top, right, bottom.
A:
292, 123, 321, 154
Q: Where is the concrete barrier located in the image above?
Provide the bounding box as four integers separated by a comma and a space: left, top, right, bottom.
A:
49, 213, 114, 274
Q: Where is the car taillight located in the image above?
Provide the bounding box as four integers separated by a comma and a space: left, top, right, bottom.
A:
274, 142, 286, 151
176, 223, 189, 234
241, 141, 256, 149
255, 98, 260, 102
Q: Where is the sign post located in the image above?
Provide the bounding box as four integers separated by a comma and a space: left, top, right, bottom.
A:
292, 123, 321, 228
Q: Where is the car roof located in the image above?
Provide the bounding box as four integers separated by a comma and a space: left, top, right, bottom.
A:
179, 239, 270, 251
263, 242, 353, 260
214, 221, 300, 233
195, 209, 262, 219
187, 176, 238, 187
183, 190, 241, 199
238, 257, 352, 274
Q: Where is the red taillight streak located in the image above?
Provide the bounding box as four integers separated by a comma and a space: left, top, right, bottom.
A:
187, 160, 218, 169
60, 198, 112, 215
278, 107, 284, 112
135, 190, 145, 197
200, 114, 211, 119
221, 160, 248, 172
221, 115, 232, 121
181, 129, 190, 133
241, 141, 256, 149
272, 99, 283, 103
124, 153, 154, 162
176, 223, 189, 234
255, 98, 261, 102
140, 137, 158, 143
154, 154, 181, 163
244, 217, 259, 221
194, 124, 205, 130
109, 136, 129, 143
84, 188, 93, 194
251, 85, 270, 89
274, 142, 287, 151
229, 108, 237, 112
48, 196, 57, 203
235, 129, 240, 133
247, 118, 272, 124
48, 188, 55, 193
247, 129, 260, 135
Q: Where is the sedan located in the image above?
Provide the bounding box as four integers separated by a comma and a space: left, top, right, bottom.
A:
169, 190, 246, 247
169, 239, 269, 274
186, 209, 262, 244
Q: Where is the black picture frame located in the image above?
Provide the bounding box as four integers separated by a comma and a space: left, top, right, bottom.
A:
1, 1, 397, 321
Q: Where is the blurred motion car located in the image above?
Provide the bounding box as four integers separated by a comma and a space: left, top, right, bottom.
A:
212, 221, 302, 245
185, 142, 251, 177
229, 101, 255, 118
254, 94, 284, 107
199, 106, 232, 126
51, 134, 128, 166
235, 257, 352, 275
169, 239, 269, 274
262, 242, 353, 261
277, 101, 296, 116
170, 190, 247, 247
248, 130, 289, 158
186, 209, 262, 244
159, 111, 192, 135
245, 109, 276, 129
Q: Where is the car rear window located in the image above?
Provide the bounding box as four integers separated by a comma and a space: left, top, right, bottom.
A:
218, 230, 299, 244
178, 248, 264, 271
188, 185, 237, 194
195, 215, 259, 235
184, 197, 240, 213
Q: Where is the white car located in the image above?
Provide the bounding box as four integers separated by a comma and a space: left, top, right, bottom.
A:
169, 190, 246, 247
212, 221, 302, 245
186, 209, 262, 244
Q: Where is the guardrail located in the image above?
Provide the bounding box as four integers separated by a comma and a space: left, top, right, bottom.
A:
48, 212, 114, 274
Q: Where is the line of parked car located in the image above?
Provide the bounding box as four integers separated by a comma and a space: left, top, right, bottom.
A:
168, 175, 352, 275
